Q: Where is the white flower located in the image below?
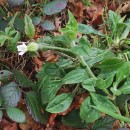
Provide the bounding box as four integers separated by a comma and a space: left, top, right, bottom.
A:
17, 43, 28, 55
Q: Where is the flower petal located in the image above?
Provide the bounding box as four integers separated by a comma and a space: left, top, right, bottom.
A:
17, 43, 28, 52
18, 51, 25, 56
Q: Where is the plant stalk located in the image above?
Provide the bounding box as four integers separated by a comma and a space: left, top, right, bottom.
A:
93, 105, 130, 123
79, 56, 96, 79
39, 44, 71, 53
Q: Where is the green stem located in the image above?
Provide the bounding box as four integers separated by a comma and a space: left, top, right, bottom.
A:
79, 56, 96, 79
117, 107, 125, 127
93, 105, 130, 123
39, 44, 71, 53
79, 56, 112, 97
102, 88, 112, 97
72, 83, 80, 95
125, 101, 129, 117
39, 44, 112, 97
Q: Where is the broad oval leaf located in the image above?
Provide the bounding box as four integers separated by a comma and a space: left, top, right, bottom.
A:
62, 69, 88, 84
32, 17, 41, 26
24, 14, 35, 38
116, 95, 130, 110
78, 24, 104, 36
25, 91, 48, 123
41, 20, 55, 31
13, 69, 34, 88
0, 70, 13, 83
71, 36, 91, 56
82, 78, 96, 92
44, 62, 65, 78
6, 107, 25, 123
80, 97, 101, 123
96, 58, 125, 71
8, 0, 24, 7
90, 93, 117, 113
116, 62, 130, 85
46, 93, 74, 113
62, 109, 88, 128
43, 0, 68, 15
119, 81, 130, 94
92, 116, 115, 130
41, 78, 62, 104
84, 48, 115, 67
0, 82, 21, 107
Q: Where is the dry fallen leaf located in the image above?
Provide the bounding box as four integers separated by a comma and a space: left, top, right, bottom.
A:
0, 0, 6, 5
1, 119, 18, 130
68, 0, 84, 22
116, 1, 130, 13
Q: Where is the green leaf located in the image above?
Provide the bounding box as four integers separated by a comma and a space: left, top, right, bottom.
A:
44, 62, 65, 78
78, 24, 104, 36
10, 31, 20, 44
84, 48, 114, 67
62, 109, 88, 128
119, 81, 130, 94
60, 10, 78, 40
0, 82, 21, 107
46, 93, 74, 113
13, 69, 34, 88
116, 23, 129, 40
8, 0, 24, 7
104, 75, 114, 89
0, 70, 13, 83
62, 69, 88, 84
32, 16, 41, 26
92, 116, 115, 130
0, 110, 3, 121
43, 0, 68, 15
116, 95, 130, 110
95, 78, 106, 90
14, 16, 24, 32
116, 62, 130, 85
96, 58, 125, 71
0, 96, 2, 106
95, 75, 114, 90
7, 31, 20, 52
0, 32, 8, 46
90, 93, 117, 113
41, 20, 55, 31
41, 78, 62, 104
108, 10, 121, 29
71, 36, 91, 56
24, 14, 35, 38
6, 107, 25, 123
25, 91, 48, 123
8, 12, 19, 27
56, 57, 73, 69
82, 78, 96, 92
80, 97, 101, 123
53, 34, 71, 47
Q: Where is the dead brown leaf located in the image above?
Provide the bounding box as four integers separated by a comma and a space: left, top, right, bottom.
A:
1, 119, 18, 130
0, 0, 6, 5
116, 1, 130, 13
68, 0, 84, 22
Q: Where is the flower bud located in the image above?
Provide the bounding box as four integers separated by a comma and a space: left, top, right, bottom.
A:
27, 42, 39, 51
